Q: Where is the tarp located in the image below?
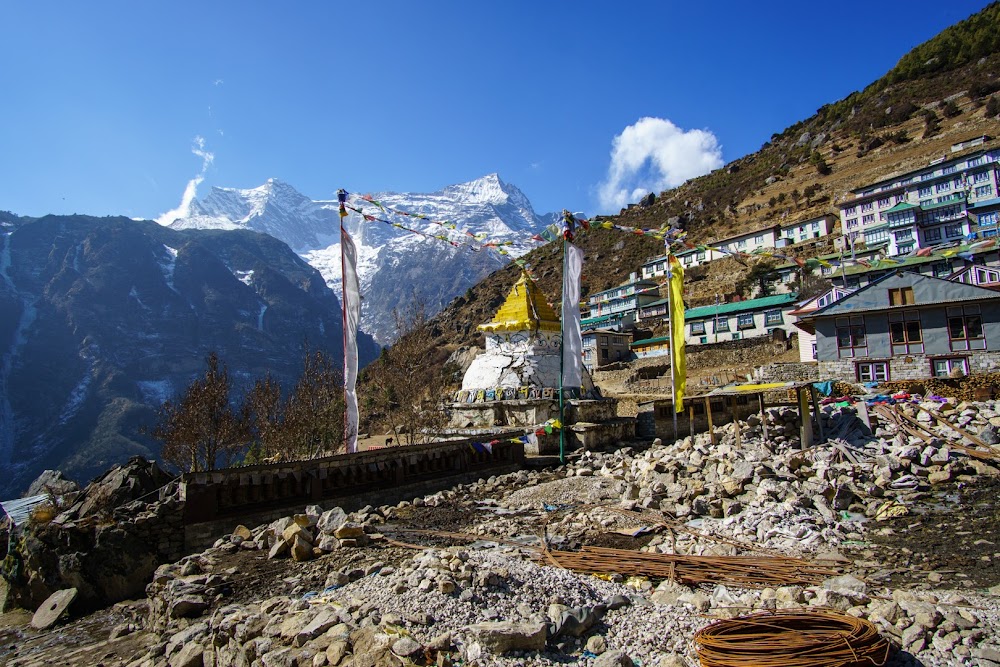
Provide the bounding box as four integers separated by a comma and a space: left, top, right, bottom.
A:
0, 494, 49, 527
341, 225, 361, 454
561, 243, 584, 389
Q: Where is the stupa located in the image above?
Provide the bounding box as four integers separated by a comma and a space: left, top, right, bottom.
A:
459, 272, 576, 399
446, 272, 633, 452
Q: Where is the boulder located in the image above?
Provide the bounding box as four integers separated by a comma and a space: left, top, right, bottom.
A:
334, 522, 365, 539
317, 507, 349, 535
463, 621, 547, 653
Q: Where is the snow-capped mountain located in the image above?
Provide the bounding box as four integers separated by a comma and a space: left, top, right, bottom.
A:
170, 174, 552, 344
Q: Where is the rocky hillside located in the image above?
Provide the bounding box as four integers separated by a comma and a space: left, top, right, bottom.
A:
409, 2, 1000, 363
0, 215, 379, 496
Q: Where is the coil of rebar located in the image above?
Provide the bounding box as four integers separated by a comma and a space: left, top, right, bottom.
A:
693, 609, 891, 667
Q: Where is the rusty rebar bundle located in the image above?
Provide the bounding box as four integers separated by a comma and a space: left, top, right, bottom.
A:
545, 546, 840, 588
693, 609, 890, 667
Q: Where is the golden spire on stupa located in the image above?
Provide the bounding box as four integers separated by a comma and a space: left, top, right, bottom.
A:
478, 272, 561, 333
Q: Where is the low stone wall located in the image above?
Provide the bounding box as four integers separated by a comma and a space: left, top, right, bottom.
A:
755, 362, 819, 383
821, 352, 1000, 382
180, 438, 524, 526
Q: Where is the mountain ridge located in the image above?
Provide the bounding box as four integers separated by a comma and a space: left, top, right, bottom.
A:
170, 174, 554, 344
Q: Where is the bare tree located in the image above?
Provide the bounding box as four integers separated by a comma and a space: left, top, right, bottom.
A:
149, 352, 248, 473
361, 301, 454, 445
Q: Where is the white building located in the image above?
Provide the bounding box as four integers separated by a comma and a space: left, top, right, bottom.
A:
838, 139, 1000, 256
640, 226, 781, 277
779, 214, 837, 245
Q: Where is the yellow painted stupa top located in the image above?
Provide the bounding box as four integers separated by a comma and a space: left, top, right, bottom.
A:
479, 272, 561, 333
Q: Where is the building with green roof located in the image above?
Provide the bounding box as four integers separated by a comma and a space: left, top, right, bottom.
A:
685, 293, 799, 346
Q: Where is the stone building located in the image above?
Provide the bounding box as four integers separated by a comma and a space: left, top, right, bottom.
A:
799, 271, 1000, 381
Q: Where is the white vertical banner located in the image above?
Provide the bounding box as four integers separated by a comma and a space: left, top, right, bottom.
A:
561, 243, 584, 389
341, 226, 361, 453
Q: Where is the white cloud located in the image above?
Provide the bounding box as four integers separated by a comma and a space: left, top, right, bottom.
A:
597, 117, 723, 213
156, 136, 215, 226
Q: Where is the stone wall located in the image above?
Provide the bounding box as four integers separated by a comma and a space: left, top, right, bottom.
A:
820, 351, 1000, 381
180, 438, 524, 526
755, 362, 819, 383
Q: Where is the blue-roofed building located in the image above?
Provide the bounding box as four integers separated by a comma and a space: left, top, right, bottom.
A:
799, 271, 1000, 381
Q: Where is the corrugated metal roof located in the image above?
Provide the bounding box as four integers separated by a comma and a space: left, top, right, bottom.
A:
631, 335, 670, 348
0, 495, 49, 527
685, 293, 798, 320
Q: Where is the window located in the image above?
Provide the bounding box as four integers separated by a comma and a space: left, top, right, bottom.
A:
924, 228, 942, 242
844, 206, 857, 216
877, 198, 891, 208
933, 262, 952, 277
894, 229, 913, 241
866, 228, 889, 244
737, 313, 755, 329
737, 239, 747, 248
862, 202, 874, 212
699, 336, 708, 344
888, 287, 915, 306
754, 235, 764, 244
764, 310, 783, 325
836, 316, 867, 358
935, 181, 952, 193
897, 243, 915, 255
601, 348, 608, 360
980, 212, 999, 227
944, 165, 957, 174
948, 304, 986, 351
919, 186, 934, 197
895, 194, 908, 203
889, 311, 923, 354
690, 321, 706, 335
945, 224, 964, 238
714, 318, 730, 332
976, 185, 994, 198
856, 361, 889, 382
863, 214, 875, 224
696, 251, 706, 261
732, 332, 741, 340
932, 357, 969, 378
847, 218, 859, 229
974, 170, 991, 182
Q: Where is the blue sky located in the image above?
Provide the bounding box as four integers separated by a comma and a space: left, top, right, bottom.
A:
0, 1, 992, 219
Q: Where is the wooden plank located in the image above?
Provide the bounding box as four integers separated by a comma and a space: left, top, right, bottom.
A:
912, 403, 990, 448
856, 401, 872, 432
689, 404, 695, 439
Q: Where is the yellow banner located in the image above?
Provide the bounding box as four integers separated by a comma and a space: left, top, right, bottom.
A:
668, 255, 686, 413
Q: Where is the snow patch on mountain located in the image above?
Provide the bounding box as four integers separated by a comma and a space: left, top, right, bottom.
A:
171, 174, 554, 344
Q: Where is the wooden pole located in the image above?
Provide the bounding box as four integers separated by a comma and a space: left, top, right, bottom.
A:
759, 393, 768, 442
797, 388, 813, 449
705, 396, 716, 445
810, 385, 826, 443
731, 395, 741, 449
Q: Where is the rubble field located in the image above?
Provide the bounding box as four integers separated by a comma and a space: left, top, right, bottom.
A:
3, 396, 1000, 667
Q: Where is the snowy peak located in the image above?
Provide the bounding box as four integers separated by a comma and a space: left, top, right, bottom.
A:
441, 173, 515, 205
170, 174, 556, 343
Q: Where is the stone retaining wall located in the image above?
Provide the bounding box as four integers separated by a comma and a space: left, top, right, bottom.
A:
755, 362, 819, 383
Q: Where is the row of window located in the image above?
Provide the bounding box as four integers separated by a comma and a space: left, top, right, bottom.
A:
835, 304, 985, 358
856, 357, 969, 382
690, 310, 783, 335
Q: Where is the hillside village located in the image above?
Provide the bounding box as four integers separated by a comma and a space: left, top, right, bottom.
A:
579, 134, 1000, 389
7, 6, 1000, 667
